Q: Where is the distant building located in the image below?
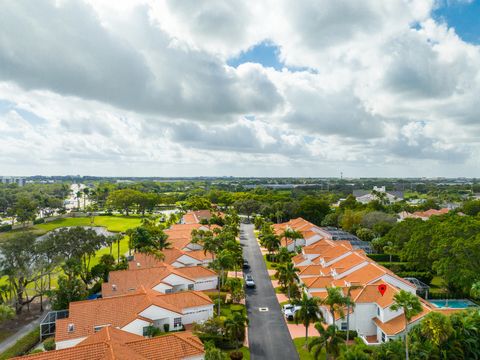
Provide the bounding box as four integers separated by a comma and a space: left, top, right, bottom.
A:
398, 208, 450, 221
353, 186, 403, 204
1, 176, 26, 186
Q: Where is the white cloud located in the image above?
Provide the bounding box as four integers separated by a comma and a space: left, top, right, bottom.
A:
0, 0, 479, 177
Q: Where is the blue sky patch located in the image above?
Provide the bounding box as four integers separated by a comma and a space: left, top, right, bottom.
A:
228, 42, 284, 70
433, 0, 480, 44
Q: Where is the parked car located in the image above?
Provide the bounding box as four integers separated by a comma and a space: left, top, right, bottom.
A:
245, 275, 255, 288
243, 260, 250, 270
283, 304, 301, 321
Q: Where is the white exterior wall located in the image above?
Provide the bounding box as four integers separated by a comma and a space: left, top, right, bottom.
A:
184, 355, 204, 360
55, 337, 86, 350
178, 255, 202, 266
182, 304, 214, 324
185, 243, 203, 251
305, 234, 322, 246
139, 305, 181, 322
153, 282, 173, 293
382, 306, 403, 323
350, 303, 378, 337
121, 318, 152, 336
194, 276, 218, 291
163, 274, 194, 287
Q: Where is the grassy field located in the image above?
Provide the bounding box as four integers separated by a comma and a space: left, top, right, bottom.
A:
34, 215, 144, 233
293, 337, 324, 360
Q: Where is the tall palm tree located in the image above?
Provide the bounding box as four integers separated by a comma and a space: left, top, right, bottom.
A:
83, 187, 90, 210
390, 290, 423, 360
294, 293, 322, 347
323, 287, 348, 330
308, 324, 345, 360
344, 285, 361, 342
419, 311, 453, 355
212, 250, 234, 316
276, 262, 299, 301
276, 247, 291, 263
224, 312, 248, 352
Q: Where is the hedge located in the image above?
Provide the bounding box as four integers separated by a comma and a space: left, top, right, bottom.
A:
378, 262, 413, 272
367, 254, 400, 262
0, 224, 12, 233
33, 218, 45, 225
0, 327, 40, 360
396, 271, 434, 285
337, 330, 358, 340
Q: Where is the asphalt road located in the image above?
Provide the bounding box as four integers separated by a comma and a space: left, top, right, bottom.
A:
240, 223, 299, 360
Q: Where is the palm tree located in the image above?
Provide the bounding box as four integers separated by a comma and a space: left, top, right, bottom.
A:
263, 233, 280, 258
83, 187, 90, 210
344, 285, 361, 343
294, 293, 322, 347
225, 278, 244, 304
212, 250, 234, 316
276, 262, 299, 301
323, 287, 348, 330
281, 228, 303, 250
419, 311, 453, 355
308, 324, 345, 360
390, 290, 423, 360
224, 312, 248, 352
276, 247, 291, 264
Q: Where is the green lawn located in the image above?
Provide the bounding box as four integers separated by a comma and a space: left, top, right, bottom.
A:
263, 255, 277, 270
34, 215, 143, 233
429, 276, 447, 295
293, 337, 325, 360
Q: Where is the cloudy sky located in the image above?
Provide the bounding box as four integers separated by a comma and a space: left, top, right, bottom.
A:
1, 0, 479, 177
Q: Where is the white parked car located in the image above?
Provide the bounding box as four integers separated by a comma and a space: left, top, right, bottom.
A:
245, 275, 255, 288
283, 304, 301, 320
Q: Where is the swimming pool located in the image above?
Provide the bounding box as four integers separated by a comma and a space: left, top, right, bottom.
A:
430, 299, 478, 309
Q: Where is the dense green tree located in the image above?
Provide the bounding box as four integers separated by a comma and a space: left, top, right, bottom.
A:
225, 312, 248, 351
462, 199, 480, 216
296, 196, 331, 225
49, 276, 88, 310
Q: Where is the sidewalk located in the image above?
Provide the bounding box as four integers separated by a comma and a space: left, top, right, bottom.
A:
0, 307, 49, 353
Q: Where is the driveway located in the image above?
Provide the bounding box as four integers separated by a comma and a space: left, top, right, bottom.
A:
240, 224, 299, 360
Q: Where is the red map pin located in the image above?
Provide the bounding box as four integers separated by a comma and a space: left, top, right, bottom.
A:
378, 284, 387, 296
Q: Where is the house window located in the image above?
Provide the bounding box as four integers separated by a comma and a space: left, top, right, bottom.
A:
188, 284, 194, 290
94, 324, 109, 332
340, 322, 347, 331
174, 317, 182, 328
165, 288, 173, 294
377, 306, 380, 317
381, 332, 386, 343
142, 326, 150, 336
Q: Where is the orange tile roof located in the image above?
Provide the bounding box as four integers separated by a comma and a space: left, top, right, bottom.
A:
103, 265, 204, 297
128, 253, 165, 270
329, 252, 368, 274
298, 265, 325, 276
182, 210, 223, 224
340, 263, 386, 284
302, 276, 334, 289
373, 303, 431, 335
412, 208, 449, 218
188, 250, 213, 261
292, 254, 308, 265
176, 266, 217, 279
353, 283, 398, 308
320, 245, 352, 262
56, 290, 212, 342
15, 328, 204, 360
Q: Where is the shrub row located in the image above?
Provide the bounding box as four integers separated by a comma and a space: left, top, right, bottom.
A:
33, 218, 45, 225
337, 330, 358, 340
367, 253, 400, 262
0, 224, 12, 233
396, 271, 434, 285
0, 327, 40, 360
378, 262, 413, 272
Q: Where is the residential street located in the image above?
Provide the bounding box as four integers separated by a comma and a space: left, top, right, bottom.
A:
240, 223, 299, 360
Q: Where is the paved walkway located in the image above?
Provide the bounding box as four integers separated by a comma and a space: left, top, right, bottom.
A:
0, 308, 47, 353
240, 224, 299, 360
